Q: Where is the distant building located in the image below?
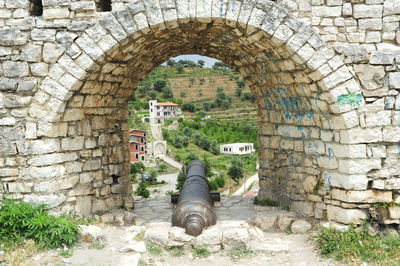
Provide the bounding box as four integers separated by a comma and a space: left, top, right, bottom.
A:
149, 100, 181, 124
220, 143, 255, 155
130, 129, 147, 162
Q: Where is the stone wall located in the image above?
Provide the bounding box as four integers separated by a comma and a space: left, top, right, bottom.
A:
0, 0, 399, 225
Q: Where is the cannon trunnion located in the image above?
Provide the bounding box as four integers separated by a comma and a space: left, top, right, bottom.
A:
171, 160, 220, 236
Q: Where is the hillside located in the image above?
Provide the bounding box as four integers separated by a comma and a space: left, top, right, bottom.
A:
130, 63, 258, 123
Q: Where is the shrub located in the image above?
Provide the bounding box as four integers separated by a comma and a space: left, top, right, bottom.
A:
0, 199, 79, 248
215, 176, 225, 188
203, 101, 210, 111
208, 179, 219, 191
253, 197, 279, 207
198, 110, 206, 118
135, 178, 150, 198
182, 102, 195, 112
153, 79, 166, 92
162, 86, 174, 99
228, 157, 244, 180
176, 165, 187, 191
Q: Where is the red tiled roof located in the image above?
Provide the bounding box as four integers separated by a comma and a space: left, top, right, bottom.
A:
155, 102, 179, 106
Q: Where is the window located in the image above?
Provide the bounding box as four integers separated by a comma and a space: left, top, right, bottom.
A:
135, 154, 138, 159
30, 0, 43, 16
95, 0, 112, 12
151, 102, 153, 106
135, 144, 138, 150
141, 138, 143, 143
141, 147, 144, 152
151, 108, 153, 112
141, 156, 145, 161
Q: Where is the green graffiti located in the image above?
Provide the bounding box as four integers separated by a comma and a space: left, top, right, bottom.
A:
337, 93, 362, 107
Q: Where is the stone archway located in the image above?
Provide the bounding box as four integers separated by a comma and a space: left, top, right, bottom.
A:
16, 0, 390, 224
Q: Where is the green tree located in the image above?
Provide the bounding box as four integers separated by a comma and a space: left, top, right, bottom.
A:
228, 157, 244, 180
176, 164, 187, 191
147, 90, 157, 100
154, 79, 167, 92
203, 101, 210, 111
159, 163, 167, 172
236, 79, 246, 88
149, 169, 158, 184
199, 77, 205, 85
198, 110, 206, 117
203, 154, 212, 178
175, 63, 184, 73
236, 87, 242, 97
166, 59, 176, 66
182, 102, 195, 112
135, 178, 150, 198
197, 59, 205, 68
162, 86, 174, 99
189, 77, 195, 85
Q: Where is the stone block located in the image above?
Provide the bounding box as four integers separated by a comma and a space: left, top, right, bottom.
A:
24, 194, 66, 208
43, 42, 65, 64
20, 44, 42, 62
254, 212, 278, 231
388, 207, 400, 219
331, 189, 392, 203
3, 61, 29, 78
340, 127, 382, 144
338, 158, 381, 174
358, 18, 382, 30
43, 8, 70, 20
365, 111, 391, 127
389, 72, 400, 89
222, 227, 249, 251
382, 126, 400, 142
370, 52, 395, 65
29, 138, 60, 155
144, 222, 170, 245
327, 205, 367, 224
61, 136, 84, 151
353, 4, 383, 18
31, 28, 56, 42
354, 64, 385, 90
0, 28, 27, 46
291, 220, 311, 234
325, 171, 368, 190
5, 0, 29, 8
312, 6, 342, 17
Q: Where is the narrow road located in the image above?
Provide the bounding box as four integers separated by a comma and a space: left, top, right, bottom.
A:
150, 123, 162, 141
232, 173, 259, 196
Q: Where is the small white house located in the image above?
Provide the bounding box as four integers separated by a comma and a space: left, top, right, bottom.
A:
220, 143, 255, 155
149, 100, 181, 124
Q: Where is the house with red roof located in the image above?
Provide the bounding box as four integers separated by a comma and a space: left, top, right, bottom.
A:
149, 100, 181, 124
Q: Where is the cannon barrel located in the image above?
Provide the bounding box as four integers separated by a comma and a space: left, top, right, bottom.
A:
171, 160, 220, 236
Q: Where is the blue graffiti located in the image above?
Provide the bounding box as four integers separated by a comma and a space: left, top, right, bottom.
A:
328, 147, 334, 159
337, 93, 362, 107
323, 172, 332, 187
220, 0, 224, 17
214, 32, 331, 129
231, 0, 236, 12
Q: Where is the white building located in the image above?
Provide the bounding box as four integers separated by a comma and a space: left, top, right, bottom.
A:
149, 100, 181, 123
220, 143, 255, 155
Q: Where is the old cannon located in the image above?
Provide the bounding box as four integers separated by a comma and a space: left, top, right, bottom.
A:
171, 160, 220, 236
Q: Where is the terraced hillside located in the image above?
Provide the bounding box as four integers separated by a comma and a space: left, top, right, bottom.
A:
168, 74, 257, 121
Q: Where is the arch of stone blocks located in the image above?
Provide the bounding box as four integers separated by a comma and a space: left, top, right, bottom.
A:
2, 0, 398, 225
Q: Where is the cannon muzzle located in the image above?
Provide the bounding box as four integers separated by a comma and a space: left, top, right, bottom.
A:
171, 160, 220, 236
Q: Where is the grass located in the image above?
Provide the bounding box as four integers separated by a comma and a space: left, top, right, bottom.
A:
0, 240, 38, 265
165, 246, 184, 257
253, 197, 279, 207
59, 249, 73, 258
148, 243, 163, 256
228, 248, 256, 262
192, 246, 210, 258
134, 231, 145, 241
315, 222, 400, 264
88, 241, 105, 250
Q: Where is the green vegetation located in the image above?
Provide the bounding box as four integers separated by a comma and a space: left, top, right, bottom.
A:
135, 178, 150, 198
316, 223, 400, 264
253, 197, 279, 207
88, 241, 105, 250
0, 199, 79, 249
228, 248, 256, 262
148, 243, 163, 255
166, 246, 184, 257
192, 246, 210, 258
59, 249, 74, 258
228, 157, 244, 180
176, 164, 187, 191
